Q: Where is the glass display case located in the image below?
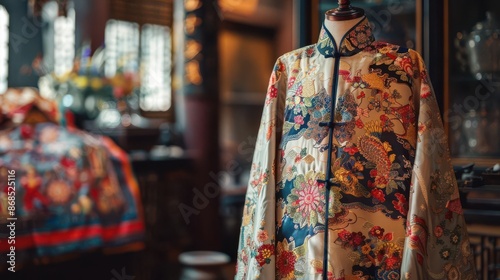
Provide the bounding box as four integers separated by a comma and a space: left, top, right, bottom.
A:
445, 0, 500, 165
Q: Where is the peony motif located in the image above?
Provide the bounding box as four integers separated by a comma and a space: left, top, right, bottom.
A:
337, 229, 366, 249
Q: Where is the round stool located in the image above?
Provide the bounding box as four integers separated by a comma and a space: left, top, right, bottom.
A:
179, 251, 230, 280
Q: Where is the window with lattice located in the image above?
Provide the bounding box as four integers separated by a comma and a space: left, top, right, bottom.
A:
0, 5, 9, 94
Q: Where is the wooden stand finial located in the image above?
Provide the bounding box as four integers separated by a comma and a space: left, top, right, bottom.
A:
326, 0, 365, 21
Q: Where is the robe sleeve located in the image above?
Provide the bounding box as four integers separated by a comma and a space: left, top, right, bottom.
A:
400, 51, 477, 279
235, 58, 287, 280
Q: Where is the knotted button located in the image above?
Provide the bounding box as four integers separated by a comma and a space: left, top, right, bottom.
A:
318, 121, 334, 128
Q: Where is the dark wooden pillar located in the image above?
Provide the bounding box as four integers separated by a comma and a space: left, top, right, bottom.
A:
179, 0, 221, 250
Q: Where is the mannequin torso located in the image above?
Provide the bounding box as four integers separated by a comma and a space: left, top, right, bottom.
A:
324, 17, 364, 48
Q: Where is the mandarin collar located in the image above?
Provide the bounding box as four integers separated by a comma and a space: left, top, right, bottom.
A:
316, 17, 375, 57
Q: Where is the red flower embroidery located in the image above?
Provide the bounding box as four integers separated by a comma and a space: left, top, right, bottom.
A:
355, 118, 364, 129
383, 232, 394, 241
20, 124, 34, 139
340, 69, 351, 82
338, 229, 352, 242
370, 169, 378, 178
418, 122, 427, 134
447, 198, 463, 214
257, 230, 269, 243
357, 91, 366, 99
393, 193, 408, 216
350, 232, 366, 247
344, 146, 359, 156
268, 85, 278, 99
305, 47, 316, 57
256, 244, 275, 267
420, 83, 431, 99
369, 226, 385, 239
375, 176, 388, 186
371, 188, 386, 203
367, 180, 375, 189
339, 230, 365, 248
417, 253, 424, 265
385, 255, 401, 270
434, 226, 443, 238
277, 250, 297, 277
294, 155, 302, 163
288, 77, 296, 89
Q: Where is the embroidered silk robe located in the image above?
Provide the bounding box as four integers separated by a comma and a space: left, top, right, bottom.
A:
0, 89, 144, 263
235, 17, 477, 280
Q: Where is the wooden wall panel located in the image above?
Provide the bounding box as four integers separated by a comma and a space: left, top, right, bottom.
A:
109, 0, 173, 26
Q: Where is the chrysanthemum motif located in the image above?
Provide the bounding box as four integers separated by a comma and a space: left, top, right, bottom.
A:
256, 243, 275, 267
276, 249, 297, 279
286, 171, 326, 228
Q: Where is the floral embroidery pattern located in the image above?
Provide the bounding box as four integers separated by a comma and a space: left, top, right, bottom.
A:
286, 171, 326, 228
276, 240, 297, 279
256, 243, 275, 267
335, 225, 403, 278
236, 15, 476, 279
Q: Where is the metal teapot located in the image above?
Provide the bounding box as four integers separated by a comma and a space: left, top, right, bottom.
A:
455, 12, 500, 78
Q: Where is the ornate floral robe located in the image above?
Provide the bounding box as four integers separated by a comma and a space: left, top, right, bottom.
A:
236, 17, 476, 280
